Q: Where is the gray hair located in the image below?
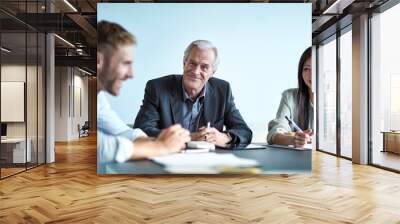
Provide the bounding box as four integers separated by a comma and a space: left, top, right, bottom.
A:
183, 40, 219, 72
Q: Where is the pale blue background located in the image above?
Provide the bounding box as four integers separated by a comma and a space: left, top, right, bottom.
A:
98, 3, 311, 142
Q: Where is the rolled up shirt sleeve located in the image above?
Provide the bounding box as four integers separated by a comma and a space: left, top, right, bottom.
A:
98, 130, 135, 163
267, 118, 291, 144
119, 128, 147, 141
97, 91, 148, 163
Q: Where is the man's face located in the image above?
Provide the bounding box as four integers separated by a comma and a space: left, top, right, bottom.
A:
98, 45, 134, 96
182, 47, 215, 93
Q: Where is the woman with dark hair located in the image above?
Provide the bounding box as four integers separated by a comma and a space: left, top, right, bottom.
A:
267, 47, 313, 148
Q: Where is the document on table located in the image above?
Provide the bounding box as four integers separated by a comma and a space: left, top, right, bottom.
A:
151, 152, 258, 171
269, 143, 312, 150
303, 144, 313, 149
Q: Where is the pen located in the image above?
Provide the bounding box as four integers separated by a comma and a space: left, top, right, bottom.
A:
284, 115, 303, 133
204, 122, 211, 141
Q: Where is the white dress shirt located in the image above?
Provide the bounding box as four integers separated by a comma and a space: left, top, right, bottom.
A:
97, 91, 147, 163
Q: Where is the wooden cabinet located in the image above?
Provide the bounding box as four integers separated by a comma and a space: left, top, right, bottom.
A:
382, 131, 400, 154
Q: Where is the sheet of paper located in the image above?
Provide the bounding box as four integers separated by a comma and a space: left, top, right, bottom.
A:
152, 152, 258, 168
269, 144, 312, 150
187, 141, 215, 149
304, 143, 313, 149
181, 148, 212, 153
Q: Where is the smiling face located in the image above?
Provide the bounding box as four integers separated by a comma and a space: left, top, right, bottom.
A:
302, 57, 312, 90
182, 47, 215, 96
98, 45, 134, 96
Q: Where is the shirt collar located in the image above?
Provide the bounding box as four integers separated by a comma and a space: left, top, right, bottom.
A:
182, 80, 207, 102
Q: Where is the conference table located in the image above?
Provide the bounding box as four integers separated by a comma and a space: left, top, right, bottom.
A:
98, 144, 312, 175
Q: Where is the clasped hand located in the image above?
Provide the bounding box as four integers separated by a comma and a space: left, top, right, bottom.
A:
191, 126, 231, 147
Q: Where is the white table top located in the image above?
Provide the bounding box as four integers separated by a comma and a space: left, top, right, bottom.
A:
1, 138, 28, 143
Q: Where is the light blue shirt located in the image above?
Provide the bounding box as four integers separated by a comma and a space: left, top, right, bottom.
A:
182, 83, 206, 132
97, 91, 146, 163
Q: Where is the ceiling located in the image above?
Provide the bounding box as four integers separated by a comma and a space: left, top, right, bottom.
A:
0, 0, 98, 73
0, 0, 393, 74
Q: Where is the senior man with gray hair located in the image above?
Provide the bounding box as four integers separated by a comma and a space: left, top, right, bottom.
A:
134, 40, 252, 147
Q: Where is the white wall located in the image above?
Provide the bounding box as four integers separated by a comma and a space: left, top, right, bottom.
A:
1, 65, 26, 139
72, 73, 89, 138
55, 66, 69, 141
0, 65, 37, 137
54, 67, 89, 141
1, 64, 46, 163
99, 4, 311, 142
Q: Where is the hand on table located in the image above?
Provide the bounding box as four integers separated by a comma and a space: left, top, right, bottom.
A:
156, 124, 190, 155
191, 126, 231, 147
293, 129, 313, 148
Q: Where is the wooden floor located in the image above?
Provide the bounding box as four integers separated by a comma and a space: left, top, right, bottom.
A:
1, 163, 45, 178
1, 135, 400, 223
1, 167, 26, 177
373, 151, 400, 171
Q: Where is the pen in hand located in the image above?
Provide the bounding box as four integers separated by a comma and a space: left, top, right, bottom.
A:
284, 116, 303, 133
285, 115, 314, 148
204, 122, 211, 141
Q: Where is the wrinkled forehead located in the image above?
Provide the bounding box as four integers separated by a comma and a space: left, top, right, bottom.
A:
187, 47, 216, 63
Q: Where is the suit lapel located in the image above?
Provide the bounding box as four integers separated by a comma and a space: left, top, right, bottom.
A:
170, 76, 184, 125
203, 81, 217, 126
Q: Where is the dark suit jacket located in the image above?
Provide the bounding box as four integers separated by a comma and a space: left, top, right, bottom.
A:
134, 75, 252, 144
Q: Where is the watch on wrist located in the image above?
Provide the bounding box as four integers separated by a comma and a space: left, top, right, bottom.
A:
226, 132, 234, 145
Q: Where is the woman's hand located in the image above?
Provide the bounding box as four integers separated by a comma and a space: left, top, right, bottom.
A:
293, 129, 313, 148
